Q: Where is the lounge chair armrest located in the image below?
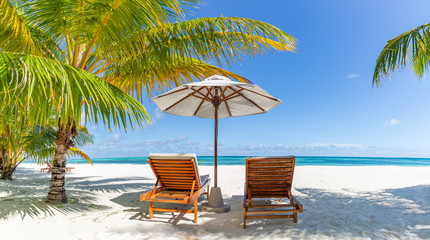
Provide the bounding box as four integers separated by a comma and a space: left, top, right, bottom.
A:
200, 177, 211, 190
190, 178, 211, 203
292, 195, 303, 212
140, 187, 162, 201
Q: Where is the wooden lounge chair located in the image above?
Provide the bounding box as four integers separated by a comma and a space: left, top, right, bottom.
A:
140, 153, 211, 223
243, 156, 303, 229
40, 161, 75, 173
40, 161, 52, 173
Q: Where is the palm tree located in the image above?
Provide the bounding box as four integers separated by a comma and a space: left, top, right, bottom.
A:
1, 0, 297, 203
373, 23, 430, 84
0, 52, 150, 203
0, 121, 93, 180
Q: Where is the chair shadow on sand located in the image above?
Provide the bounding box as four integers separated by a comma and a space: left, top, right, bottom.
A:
111, 191, 210, 225
112, 185, 430, 239
0, 167, 152, 220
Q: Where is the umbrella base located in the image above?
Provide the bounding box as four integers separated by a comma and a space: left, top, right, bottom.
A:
199, 187, 230, 213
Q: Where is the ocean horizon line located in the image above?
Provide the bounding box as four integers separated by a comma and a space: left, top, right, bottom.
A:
68, 155, 430, 159
24, 155, 430, 167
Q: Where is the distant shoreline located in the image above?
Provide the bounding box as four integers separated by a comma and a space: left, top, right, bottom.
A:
23, 156, 430, 166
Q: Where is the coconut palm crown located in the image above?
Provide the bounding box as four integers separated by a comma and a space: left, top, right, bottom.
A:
1, 0, 296, 99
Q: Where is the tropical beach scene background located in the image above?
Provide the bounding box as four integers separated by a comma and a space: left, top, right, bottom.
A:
1, 0, 430, 239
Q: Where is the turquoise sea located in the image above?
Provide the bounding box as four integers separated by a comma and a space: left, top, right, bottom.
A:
65, 156, 430, 166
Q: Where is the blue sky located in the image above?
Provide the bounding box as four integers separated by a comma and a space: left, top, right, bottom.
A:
81, 0, 430, 158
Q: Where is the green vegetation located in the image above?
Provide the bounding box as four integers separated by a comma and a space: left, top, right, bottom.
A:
0, 120, 93, 180
374, 23, 430, 85
0, 0, 296, 204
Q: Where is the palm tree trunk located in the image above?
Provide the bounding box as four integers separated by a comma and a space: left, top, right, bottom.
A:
0, 149, 15, 180
0, 148, 4, 174
46, 118, 76, 204
1, 164, 16, 180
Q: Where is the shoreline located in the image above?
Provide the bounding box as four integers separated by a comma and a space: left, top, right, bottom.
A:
1, 164, 429, 239
20, 155, 430, 167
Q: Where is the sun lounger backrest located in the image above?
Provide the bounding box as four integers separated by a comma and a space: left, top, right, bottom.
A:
148, 153, 201, 190
246, 156, 295, 198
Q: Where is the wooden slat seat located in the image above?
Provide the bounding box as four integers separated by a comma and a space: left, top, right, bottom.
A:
140, 153, 211, 223
40, 161, 74, 173
243, 156, 303, 228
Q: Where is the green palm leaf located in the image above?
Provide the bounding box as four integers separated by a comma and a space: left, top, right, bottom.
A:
68, 147, 92, 165
373, 23, 430, 85
99, 16, 296, 97
100, 17, 296, 66
0, 0, 41, 55
0, 51, 150, 129
23, 123, 94, 163
108, 55, 251, 99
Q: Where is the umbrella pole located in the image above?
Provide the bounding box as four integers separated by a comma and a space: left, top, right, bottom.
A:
202, 99, 230, 212
214, 104, 218, 188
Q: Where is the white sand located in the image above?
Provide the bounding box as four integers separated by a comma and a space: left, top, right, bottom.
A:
1, 164, 430, 239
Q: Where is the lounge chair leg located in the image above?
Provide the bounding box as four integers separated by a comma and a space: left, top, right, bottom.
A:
293, 212, 297, 223
194, 201, 198, 223
149, 202, 153, 219
243, 208, 246, 229
207, 185, 210, 199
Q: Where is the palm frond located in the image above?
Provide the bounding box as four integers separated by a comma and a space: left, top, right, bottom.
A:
107, 56, 250, 99
0, 51, 150, 130
25, 0, 87, 41
0, 0, 42, 55
73, 126, 94, 147
77, 0, 189, 68
100, 17, 296, 68
373, 23, 430, 85
22, 125, 57, 162
68, 147, 92, 165
26, 147, 55, 163
1, 121, 94, 164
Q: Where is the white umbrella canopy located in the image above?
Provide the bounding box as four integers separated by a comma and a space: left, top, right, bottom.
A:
153, 75, 282, 188
153, 75, 282, 119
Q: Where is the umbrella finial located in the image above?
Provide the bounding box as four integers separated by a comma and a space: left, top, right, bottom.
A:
205, 75, 232, 82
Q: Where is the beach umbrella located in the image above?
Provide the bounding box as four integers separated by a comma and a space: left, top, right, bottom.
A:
153, 75, 282, 211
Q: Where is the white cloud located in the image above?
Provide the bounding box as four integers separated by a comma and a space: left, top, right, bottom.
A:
83, 137, 424, 158
112, 134, 121, 141
149, 108, 165, 126
94, 135, 194, 153
154, 108, 164, 119
347, 73, 360, 79
308, 143, 368, 149
95, 134, 122, 150
384, 119, 401, 127
218, 142, 376, 156
168, 136, 188, 143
